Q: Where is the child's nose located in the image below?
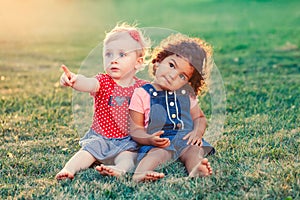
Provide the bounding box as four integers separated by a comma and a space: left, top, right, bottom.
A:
111, 60, 118, 64
110, 56, 119, 64
169, 70, 178, 79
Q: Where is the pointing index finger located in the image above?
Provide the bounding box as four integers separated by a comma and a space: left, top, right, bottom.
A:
61, 65, 72, 80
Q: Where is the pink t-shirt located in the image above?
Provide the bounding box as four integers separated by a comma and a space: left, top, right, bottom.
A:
129, 87, 198, 128
90, 74, 147, 138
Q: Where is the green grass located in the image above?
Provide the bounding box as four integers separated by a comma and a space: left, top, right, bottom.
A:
1, 0, 299, 199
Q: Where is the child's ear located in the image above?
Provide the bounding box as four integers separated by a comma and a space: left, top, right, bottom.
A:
137, 57, 143, 65
134, 57, 144, 70
152, 62, 159, 76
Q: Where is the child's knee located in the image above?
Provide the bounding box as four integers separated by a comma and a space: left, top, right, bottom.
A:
149, 148, 172, 160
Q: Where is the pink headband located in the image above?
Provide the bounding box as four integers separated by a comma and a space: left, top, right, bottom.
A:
128, 30, 142, 46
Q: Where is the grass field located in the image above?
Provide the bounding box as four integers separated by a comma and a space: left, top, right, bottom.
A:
1, 0, 299, 199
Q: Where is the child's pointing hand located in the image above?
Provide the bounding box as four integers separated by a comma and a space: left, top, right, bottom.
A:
60, 65, 76, 87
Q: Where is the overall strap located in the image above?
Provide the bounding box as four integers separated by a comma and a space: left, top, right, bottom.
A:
141, 83, 157, 95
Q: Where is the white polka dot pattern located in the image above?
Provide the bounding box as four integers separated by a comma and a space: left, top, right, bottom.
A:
90, 74, 147, 138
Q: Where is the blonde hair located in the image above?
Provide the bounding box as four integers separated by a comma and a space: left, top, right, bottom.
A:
150, 33, 213, 95
104, 22, 151, 58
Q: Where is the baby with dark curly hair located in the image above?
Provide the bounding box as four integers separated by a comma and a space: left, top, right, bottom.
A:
129, 33, 215, 182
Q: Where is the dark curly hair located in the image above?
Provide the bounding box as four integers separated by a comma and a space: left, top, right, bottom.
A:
150, 33, 213, 96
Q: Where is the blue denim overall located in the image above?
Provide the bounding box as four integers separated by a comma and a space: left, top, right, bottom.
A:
137, 84, 215, 161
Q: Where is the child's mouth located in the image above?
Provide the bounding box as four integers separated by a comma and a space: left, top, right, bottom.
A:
110, 67, 119, 71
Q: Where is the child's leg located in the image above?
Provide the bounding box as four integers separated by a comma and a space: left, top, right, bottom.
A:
132, 148, 172, 182
56, 150, 96, 180
179, 146, 212, 177
95, 151, 136, 177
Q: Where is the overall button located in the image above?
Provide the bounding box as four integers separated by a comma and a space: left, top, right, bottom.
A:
153, 92, 157, 96
181, 90, 186, 94
176, 123, 182, 128
168, 91, 173, 95
169, 102, 175, 106
171, 114, 176, 118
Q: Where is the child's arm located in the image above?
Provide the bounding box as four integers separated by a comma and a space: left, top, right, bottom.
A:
183, 104, 207, 146
60, 65, 100, 93
129, 110, 170, 148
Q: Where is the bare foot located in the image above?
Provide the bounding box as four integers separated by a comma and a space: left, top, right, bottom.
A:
133, 171, 165, 182
189, 158, 213, 177
95, 164, 125, 177
55, 169, 74, 180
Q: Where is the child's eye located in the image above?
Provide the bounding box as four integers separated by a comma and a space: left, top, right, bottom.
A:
119, 52, 126, 57
179, 74, 187, 81
105, 52, 112, 57
169, 63, 175, 68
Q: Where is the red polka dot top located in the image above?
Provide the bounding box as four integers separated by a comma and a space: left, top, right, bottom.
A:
90, 74, 147, 138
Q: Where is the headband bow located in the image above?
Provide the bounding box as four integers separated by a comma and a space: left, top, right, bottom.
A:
128, 30, 141, 43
